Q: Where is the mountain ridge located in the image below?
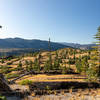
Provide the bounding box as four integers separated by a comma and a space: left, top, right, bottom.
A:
0, 37, 70, 50
0, 37, 96, 50
60, 42, 96, 50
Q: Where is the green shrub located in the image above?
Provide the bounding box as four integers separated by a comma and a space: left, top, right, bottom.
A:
20, 79, 33, 85
0, 66, 12, 74
1, 59, 4, 63
17, 61, 23, 71
7, 62, 13, 65
0, 95, 6, 100
61, 66, 67, 74
45, 85, 51, 90
0, 66, 3, 69
66, 67, 74, 74
5, 73, 19, 79
33, 52, 39, 57
68, 58, 75, 65
9, 68, 19, 71
11, 67, 22, 71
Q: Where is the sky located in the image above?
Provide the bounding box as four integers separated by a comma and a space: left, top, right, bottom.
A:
0, 0, 100, 44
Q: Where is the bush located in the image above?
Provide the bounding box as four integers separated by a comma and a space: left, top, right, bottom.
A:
33, 52, 39, 57
66, 67, 74, 74
68, 58, 75, 65
1, 59, 4, 63
20, 79, 33, 85
7, 62, 13, 65
5, 73, 19, 79
0, 66, 12, 74
9, 68, 19, 71
17, 61, 23, 71
61, 66, 67, 74
45, 85, 51, 90
0, 95, 6, 100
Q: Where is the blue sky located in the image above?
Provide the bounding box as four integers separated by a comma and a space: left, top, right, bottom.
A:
0, 0, 100, 44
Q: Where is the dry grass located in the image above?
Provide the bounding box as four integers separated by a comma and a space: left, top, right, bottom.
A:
0, 48, 88, 66
25, 90, 100, 100
15, 74, 86, 83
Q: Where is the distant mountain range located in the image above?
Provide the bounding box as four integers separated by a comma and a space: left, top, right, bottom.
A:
0, 38, 96, 50
60, 42, 96, 50
0, 38, 69, 50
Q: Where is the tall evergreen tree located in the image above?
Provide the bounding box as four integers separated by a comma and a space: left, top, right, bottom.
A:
53, 58, 60, 70
76, 58, 82, 73
48, 38, 53, 70
87, 26, 100, 81
29, 61, 33, 71
34, 58, 39, 71
73, 49, 76, 60
37, 51, 42, 72
81, 57, 89, 74
17, 61, 23, 71
93, 26, 100, 77
25, 60, 29, 71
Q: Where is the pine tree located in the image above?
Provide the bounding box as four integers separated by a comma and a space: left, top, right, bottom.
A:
46, 38, 53, 71
37, 51, 41, 72
17, 61, 23, 71
44, 54, 53, 72
55, 51, 58, 59
65, 50, 68, 59
29, 61, 33, 71
53, 59, 60, 70
76, 58, 82, 73
61, 66, 67, 74
44, 60, 49, 72
33, 58, 40, 72
73, 49, 76, 60
48, 54, 53, 70
1, 59, 4, 64
81, 57, 89, 74
25, 60, 29, 71
86, 26, 100, 81
94, 26, 100, 76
